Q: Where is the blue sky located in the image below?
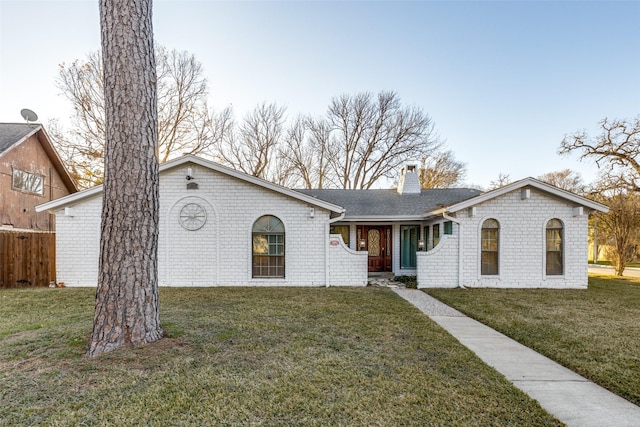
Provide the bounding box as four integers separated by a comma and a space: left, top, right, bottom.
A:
1, 0, 638, 188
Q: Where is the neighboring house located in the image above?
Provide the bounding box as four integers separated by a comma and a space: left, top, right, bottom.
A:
0, 123, 78, 288
36, 155, 608, 289
0, 123, 77, 231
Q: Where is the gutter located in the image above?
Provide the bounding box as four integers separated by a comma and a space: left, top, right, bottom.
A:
442, 211, 465, 289
325, 211, 346, 287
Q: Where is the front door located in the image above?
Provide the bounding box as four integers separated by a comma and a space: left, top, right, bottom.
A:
358, 225, 392, 272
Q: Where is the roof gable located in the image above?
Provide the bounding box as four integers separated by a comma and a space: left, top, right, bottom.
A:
0, 123, 78, 193
36, 155, 345, 214
439, 177, 609, 214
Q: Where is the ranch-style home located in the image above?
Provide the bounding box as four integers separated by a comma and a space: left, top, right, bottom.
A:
36, 155, 608, 289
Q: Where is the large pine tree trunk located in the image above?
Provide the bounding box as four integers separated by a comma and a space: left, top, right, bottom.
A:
87, 0, 163, 358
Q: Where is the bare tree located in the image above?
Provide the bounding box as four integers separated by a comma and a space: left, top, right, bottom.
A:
592, 189, 640, 276
325, 91, 440, 189
278, 116, 314, 188
419, 151, 466, 189
48, 118, 105, 187
537, 169, 586, 194
54, 46, 228, 188
488, 173, 512, 190
560, 116, 640, 191
214, 102, 286, 182
87, 0, 162, 357
278, 116, 334, 189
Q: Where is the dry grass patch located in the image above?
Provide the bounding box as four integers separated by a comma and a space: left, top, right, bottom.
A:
1, 287, 561, 426
426, 275, 640, 406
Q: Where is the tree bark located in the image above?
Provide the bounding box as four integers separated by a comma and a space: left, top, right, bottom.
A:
87, 0, 162, 358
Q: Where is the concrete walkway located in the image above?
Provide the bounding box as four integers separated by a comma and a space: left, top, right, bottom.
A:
393, 288, 640, 427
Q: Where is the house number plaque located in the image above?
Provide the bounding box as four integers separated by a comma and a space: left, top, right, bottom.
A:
179, 203, 207, 231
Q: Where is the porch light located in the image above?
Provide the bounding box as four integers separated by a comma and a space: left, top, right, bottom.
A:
358, 238, 366, 250
418, 239, 425, 251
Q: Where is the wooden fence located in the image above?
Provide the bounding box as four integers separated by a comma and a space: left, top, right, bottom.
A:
0, 231, 56, 288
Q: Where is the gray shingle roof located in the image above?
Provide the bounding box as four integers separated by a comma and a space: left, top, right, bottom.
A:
296, 187, 482, 219
0, 123, 40, 155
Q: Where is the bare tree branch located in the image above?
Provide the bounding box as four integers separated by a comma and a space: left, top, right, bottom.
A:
591, 188, 640, 276
488, 173, 511, 190
52, 46, 227, 188
419, 151, 466, 188
560, 116, 640, 191
325, 91, 440, 189
537, 169, 585, 194
214, 102, 286, 182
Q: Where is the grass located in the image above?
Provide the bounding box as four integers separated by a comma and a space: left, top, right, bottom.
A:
0, 287, 561, 426
426, 275, 640, 407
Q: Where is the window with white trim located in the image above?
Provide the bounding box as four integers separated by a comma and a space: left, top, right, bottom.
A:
481, 219, 499, 275
330, 225, 350, 246
546, 219, 563, 275
12, 169, 44, 196
252, 215, 285, 278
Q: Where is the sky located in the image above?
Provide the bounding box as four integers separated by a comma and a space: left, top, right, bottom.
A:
1, 0, 639, 189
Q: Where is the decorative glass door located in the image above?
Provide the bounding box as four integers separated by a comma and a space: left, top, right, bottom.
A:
358, 225, 393, 272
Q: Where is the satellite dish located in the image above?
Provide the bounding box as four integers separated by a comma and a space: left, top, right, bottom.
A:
20, 108, 38, 123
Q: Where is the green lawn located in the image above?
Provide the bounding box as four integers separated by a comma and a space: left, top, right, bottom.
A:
427, 275, 640, 407
0, 287, 561, 426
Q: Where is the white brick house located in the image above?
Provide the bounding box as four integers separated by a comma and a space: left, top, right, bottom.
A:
416, 181, 606, 289
37, 156, 607, 288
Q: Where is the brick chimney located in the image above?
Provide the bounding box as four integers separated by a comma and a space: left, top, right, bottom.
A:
397, 164, 421, 194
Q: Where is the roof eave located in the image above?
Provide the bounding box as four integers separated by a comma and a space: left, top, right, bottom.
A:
35, 185, 103, 213
340, 215, 429, 222
37, 127, 79, 193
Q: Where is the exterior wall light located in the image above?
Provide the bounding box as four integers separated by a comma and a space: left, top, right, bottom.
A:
358, 238, 366, 250
418, 239, 425, 251
186, 167, 194, 181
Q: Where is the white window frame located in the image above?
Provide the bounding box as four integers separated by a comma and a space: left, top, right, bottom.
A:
12, 168, 44, 196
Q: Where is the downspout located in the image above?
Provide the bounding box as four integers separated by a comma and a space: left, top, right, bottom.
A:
442, 211, 465, 289
325, 211, 346, 287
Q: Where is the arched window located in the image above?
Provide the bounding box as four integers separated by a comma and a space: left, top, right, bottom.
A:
546, 219, 563, 275
252, 215, 285, 278
481, 219, 499, 275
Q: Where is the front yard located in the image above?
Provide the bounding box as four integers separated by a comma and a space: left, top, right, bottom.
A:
0, 287, 560, 426
427, 274, 640, 407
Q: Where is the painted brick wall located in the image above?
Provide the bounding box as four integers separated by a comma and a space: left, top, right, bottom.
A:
54, 195, 101, 286
417, 235, 459, 288
328, 234, 368, 286
456, 188, 589, 288
159, 165, 330, 286
55, 163, 333, 287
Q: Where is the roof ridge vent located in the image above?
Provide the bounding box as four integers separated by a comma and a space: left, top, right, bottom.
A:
397, 164, 421, 194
